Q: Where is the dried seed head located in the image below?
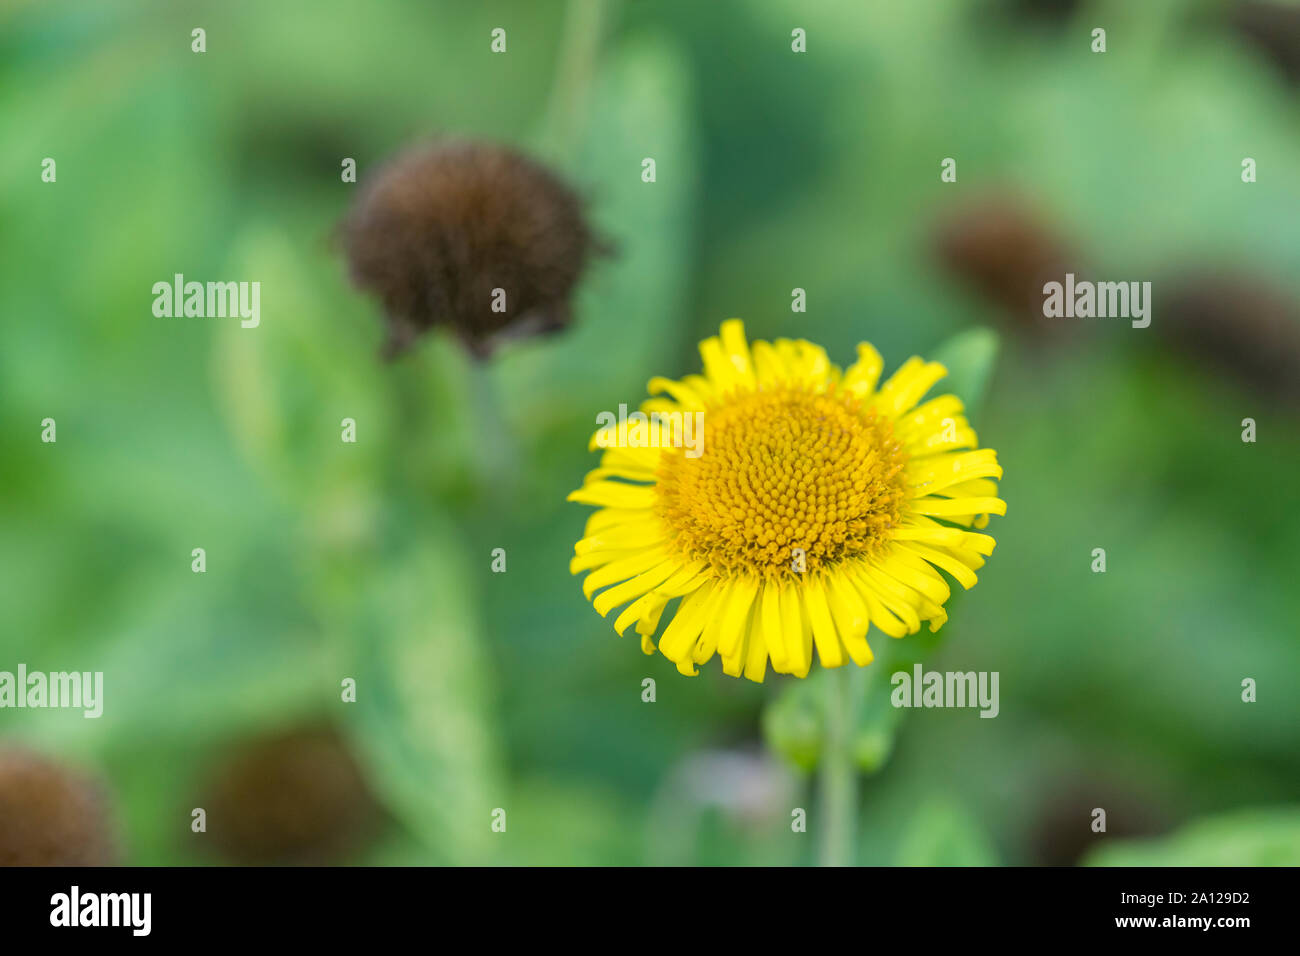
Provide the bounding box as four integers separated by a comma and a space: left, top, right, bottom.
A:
199, 726, 381, 865
1231, 1, 1300, 86
1029, 775, 1167, 866
0, 747, 116, 866
341, 140, 598, 358
1160, 270, 1300, 405
932, 194, 1077, 338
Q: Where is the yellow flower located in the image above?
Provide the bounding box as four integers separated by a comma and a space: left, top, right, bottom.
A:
568, 320, 1005, 682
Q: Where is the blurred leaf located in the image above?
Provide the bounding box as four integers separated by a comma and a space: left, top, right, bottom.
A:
493, 31, 699, 432
344, 525, 504, 865
930, 326, 999, 414
851, 667, 904, 774
1084, 807, 1300, 867
762, 657, 906, 775
761, 676, 823, 773
5, 569, 335, 755
894, 797, 998, 866
498, 776, 640, 866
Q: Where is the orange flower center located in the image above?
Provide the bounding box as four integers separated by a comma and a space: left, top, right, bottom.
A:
655, 387, 907, 576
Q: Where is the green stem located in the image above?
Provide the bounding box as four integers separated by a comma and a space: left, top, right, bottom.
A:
465, 360, 517, 503
819, 665, 864, 866
537, 0, 609, 166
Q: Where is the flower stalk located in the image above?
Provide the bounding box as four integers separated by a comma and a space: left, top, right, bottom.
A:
818, 665, 865, 866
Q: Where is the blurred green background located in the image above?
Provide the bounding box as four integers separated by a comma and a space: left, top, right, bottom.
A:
2, 0, 1299, 866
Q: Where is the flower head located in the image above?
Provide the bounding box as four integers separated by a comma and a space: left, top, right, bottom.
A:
568, 320, 1005, 682
0, 747, 116, 865
341, 140, 598, 358
932, 194, 1073, 333
198, 726, 381, 865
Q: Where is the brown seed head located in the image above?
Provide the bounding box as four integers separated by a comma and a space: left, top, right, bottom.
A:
1230, 1, 1300, 86
932, 194, 1077, 338
341, 140, 598, 358
199, 726, 381, 866
0, 747, 116, 866
1029, 774, 1168, 866
1159, 269, 1300, 405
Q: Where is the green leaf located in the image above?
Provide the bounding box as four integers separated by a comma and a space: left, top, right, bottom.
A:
1084, 807, 1300, 867
344, 525, 504, 865
761, 675, 824, 773
930, 326, 999, 414
493, 31, 699, 431
761, 656, 906, 775
894, 798, 999, 866
8, 570, 337, 755
850, 669, 903, 774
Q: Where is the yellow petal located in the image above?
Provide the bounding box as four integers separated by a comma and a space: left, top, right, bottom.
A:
909, 496, 1006, 518
582, 547, 671, 598
567, 482, 657, 510
658, 582, 718, 663
760, 579, 790, 674
841, 342, 884, 399
715, 575, 761, 660
899, 541, 980, 590
615, 591, 666, 637
592, 559, 678, 616
574, 520, 667, 556
647, 376, 706, 409
826, 572, 873, 666
872, 358, 948, 418
742, 610, 768, 683
802, 576, 844, 669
